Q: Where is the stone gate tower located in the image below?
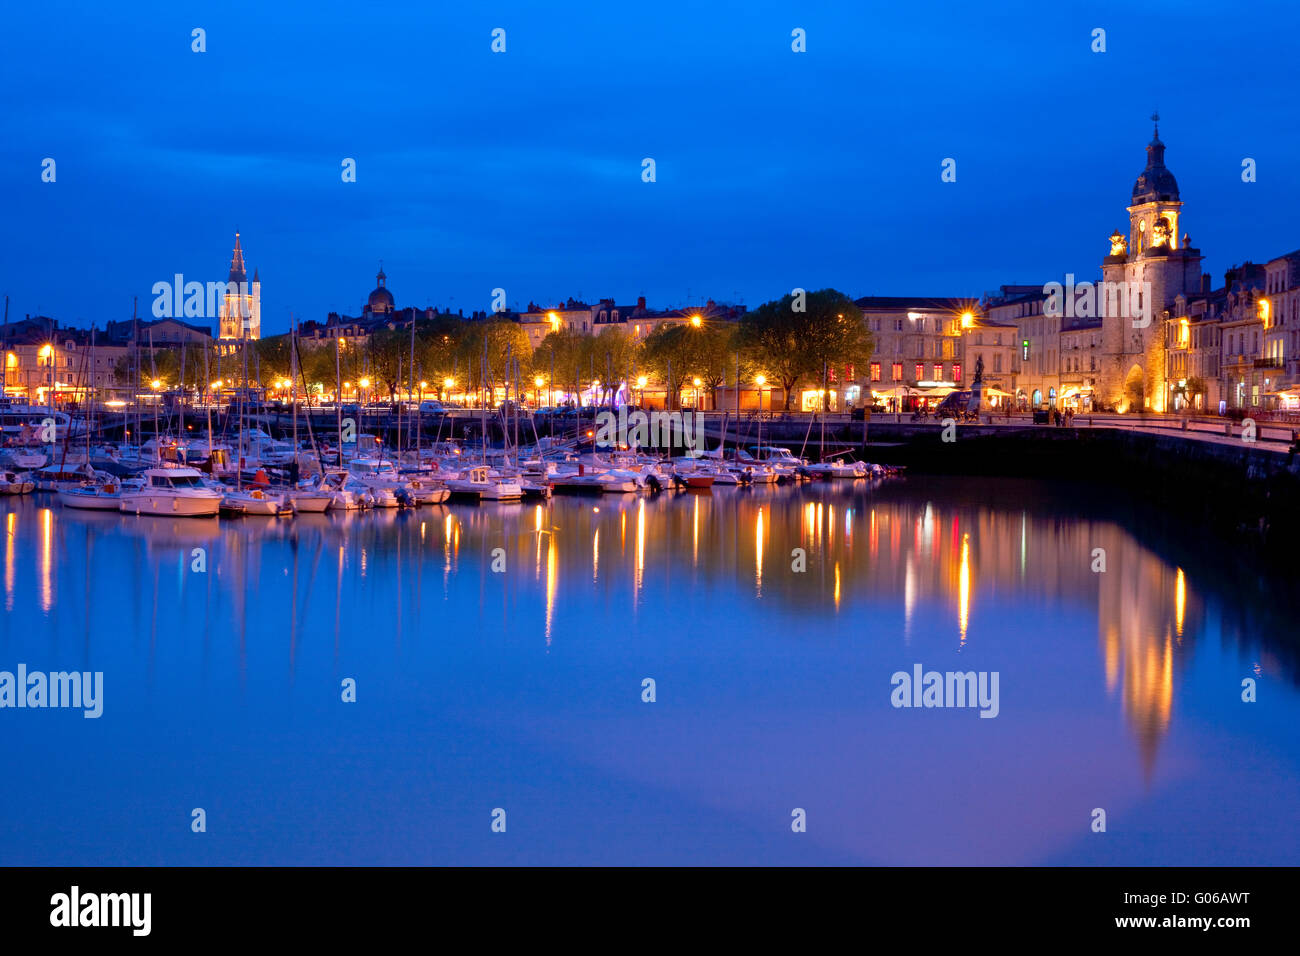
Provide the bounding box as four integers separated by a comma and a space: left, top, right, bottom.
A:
1099, 116, 1203, 411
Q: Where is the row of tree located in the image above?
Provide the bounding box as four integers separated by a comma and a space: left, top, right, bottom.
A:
116, 289, 875, 410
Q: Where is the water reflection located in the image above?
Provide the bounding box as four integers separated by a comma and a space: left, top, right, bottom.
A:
2, 477, 1299, 864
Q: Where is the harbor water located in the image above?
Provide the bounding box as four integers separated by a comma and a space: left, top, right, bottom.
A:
0, 477, 1297, 865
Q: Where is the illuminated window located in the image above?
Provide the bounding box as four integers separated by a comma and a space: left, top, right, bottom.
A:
914, 363, 923, 381
953, 363, 962, 382
891, 362, 902, 381
870, 362, 881, 382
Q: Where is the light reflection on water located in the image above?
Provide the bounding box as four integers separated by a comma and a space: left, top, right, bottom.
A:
0, 477, 1297, 865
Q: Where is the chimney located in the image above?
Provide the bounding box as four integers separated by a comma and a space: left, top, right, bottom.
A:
1201, 273, 1211, 294
637, 296, 646, 311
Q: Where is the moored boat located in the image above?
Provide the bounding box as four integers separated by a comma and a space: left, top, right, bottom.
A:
119, 467, 222, 517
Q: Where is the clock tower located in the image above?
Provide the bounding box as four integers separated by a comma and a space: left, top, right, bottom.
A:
1099, 117, 1203, 411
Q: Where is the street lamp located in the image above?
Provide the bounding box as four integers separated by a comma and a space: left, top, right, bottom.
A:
534, 375, 544, 406
692, 376, 702, 409
690, 315, 702, 328
636, 374, 647, 406
755, 374, 767, 448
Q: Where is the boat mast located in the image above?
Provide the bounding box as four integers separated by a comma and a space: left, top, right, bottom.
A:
87, 326, 94, 461
291, 318, 299, 475
148, 330, 160, 463
408, 308, 417, 458
178, 339, 186, 456
481, 334, 487, 465
334, 326, 343, 468
820, 359, 827, 462
1, 294, 8, 397
203, 343, 212, 459
238, 326, 248, 491
132, 297, 141, 457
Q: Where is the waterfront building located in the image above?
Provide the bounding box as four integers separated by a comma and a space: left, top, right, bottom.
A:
1261, 251, 1300, 397
1215, 264, 1269, 409
517, 297, 740, 352
980, 286, 1055, 409
856, 296, 974, 411
961, 315, 1018, 403
1167, 286, 1225, 411
0, 316, 130, 404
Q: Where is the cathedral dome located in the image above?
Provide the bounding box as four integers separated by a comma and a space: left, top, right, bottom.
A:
366, 265, 394, 314
1131, 120, 1179, 203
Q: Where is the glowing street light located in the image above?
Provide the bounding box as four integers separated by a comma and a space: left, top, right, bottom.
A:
961, 311, 974, 329
150, 379, 162, 390
690, 315, 702, 328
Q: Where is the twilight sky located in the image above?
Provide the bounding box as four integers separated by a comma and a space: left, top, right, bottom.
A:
1, 0, 1296, 336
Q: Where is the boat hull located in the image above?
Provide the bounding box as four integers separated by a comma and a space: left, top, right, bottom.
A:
119, 493, 221, 517
57, 489, 122, 510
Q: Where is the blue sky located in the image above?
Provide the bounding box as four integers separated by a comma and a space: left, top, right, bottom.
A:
1, 0, 1296, 335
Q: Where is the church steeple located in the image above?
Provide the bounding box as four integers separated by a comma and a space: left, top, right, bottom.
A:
228, 232, 248, 284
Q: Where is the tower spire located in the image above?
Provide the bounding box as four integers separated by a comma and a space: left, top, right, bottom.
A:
228, 232, 247, 284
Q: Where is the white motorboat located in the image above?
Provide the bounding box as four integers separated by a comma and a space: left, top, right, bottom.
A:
804, 458, 868, 480
446, 466, 523, 501
305, 471, 366, 511
0, 401, 86, 442
221, 487, 291, 516
749, 446, 809, 481
119, 467, 222, 517
2, 449, 47, 470
347, 458, 420, 507
286, 487, 333, 513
